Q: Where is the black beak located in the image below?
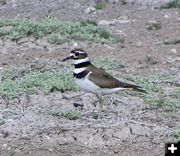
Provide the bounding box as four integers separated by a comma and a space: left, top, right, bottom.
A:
62, 56, 71, 61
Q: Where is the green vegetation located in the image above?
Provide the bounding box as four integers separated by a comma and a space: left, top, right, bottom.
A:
0, 68, 77, 99
95, 2, 107, 10
126, 74, 180, 111
146, 21, 161, 31
50, 111, 82, 120
9, 151, 16, 156
93, 57, 125, 71
160, 0, 180, 9
0, 57, 123, 99
144, 55, 158, 65
173, 128, 180, 141
0, 18, 117, 44
164, 37, 180, 45
126, 74, 161, 93
0, 57, 179, 112
0, 117, 5, 125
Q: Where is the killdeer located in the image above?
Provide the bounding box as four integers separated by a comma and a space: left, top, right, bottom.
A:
62, 48, 145, 117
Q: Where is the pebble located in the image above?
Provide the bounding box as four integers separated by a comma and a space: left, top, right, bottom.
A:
84, 7, 96, 14
113, 146, 120, 154
146, 20, 161, 30
170, 48, 177, 54
72, 42, 79, 48
136, 40, 143, 47
48, 148, 53, 152
98, 20, 114, 25
2, 144, 8, 150
98, 18, 130, 26
164, 14, 169, 18
119, 15, 129, 21
147, 20, 159, 25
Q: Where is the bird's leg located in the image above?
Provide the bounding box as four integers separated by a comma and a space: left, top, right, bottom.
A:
96, 95, 104, 118
92, 99, 99, 107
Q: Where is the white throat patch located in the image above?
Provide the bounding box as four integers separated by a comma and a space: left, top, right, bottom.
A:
74, 57, 90, 65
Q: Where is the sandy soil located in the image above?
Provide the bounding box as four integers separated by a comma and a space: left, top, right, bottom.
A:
0, 0, 180, 156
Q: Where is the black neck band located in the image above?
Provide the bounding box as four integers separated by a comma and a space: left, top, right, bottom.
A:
73, 70, 90, 79
74, 61, 91, 68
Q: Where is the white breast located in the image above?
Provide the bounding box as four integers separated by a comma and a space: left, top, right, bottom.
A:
74, 73, 125, 95
75, 76, 100, 94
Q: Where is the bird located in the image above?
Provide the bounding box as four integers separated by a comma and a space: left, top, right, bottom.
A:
62, 48, 145, 118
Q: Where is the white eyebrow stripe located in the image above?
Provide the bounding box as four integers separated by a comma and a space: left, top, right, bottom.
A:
74, 67, 86, 74
74, 57, 90, 64
75, 51, 86, 54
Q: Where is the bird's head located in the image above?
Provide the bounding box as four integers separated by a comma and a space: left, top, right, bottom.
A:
62, 48, 88, 61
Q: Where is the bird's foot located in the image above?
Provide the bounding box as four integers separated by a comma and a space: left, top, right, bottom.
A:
92, 100, 99, 107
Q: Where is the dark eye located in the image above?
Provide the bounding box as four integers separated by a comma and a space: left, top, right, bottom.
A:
75, 52, 79, 56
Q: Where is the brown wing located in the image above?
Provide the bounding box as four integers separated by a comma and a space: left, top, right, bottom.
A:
88, 64, 145, 92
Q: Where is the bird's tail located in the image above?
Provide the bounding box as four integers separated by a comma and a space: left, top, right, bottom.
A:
124, 83, 147, 93
130, 84, 147, 93
117, 79, 147, 93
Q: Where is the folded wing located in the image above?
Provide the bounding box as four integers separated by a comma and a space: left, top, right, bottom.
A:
88, 65, 146, 93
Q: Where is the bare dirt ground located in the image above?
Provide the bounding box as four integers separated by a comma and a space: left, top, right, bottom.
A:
0, 0, 180, 156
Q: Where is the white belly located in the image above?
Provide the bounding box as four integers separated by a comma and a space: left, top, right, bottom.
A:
74, 77, 125, 95
75, 77, 100, 93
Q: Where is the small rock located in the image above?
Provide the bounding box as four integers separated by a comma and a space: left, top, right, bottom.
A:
84, 7, 96, 14
146, 20, 161, 31
113, 146, 120, 154
72, 42, 79, 48
98, 18, 130, 26
114, 30, 124, 35
164, 14, 169, 18
48, 148, 53, 152
136, 40, 143, 47
166, 56, 180, 63
164, 38, 180, 45
98, 20, 114, 25
119, 15, 129, 21
170, 48, 177, 54
2, 144, 8, 150
117, 18, 130, 24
